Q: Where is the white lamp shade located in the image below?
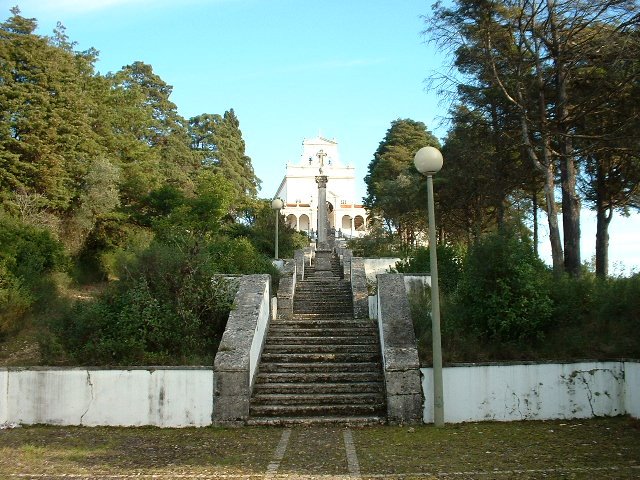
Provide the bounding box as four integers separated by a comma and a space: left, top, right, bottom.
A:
414, 146, 443, 174
271, 198, 284, 210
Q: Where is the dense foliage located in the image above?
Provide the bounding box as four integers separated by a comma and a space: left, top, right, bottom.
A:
406, 230, 640, 364
0, 9, 301, 365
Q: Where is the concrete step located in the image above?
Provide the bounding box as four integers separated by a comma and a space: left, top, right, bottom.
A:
249, 402, 385, 418
260, 351, 381, 363
272, 319, 374, 329
246, 415, 386, 427
252, 381, 384, 394
251, 392, 385, 406
267, 336, 379, 345
263, 344, 381, 354
258, 362, 382, 374
256, 370, 383, 383
266, 327, 376, 338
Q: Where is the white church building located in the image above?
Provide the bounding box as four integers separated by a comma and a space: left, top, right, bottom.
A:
274, 136, 369, 238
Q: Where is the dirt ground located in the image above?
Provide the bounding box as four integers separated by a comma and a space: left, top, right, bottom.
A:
1, 416, 639, 479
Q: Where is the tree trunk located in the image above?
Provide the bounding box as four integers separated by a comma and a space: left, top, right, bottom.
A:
595, 205, 612, 278
547, 0, 581, 276
532, 189, 539, 257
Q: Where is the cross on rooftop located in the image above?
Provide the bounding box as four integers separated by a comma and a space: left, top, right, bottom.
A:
317, 149, 327, 167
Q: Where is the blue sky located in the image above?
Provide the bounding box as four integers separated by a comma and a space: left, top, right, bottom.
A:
4, 0, 639, 272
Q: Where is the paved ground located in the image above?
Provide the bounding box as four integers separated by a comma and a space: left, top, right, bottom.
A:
1, 417, 639, 479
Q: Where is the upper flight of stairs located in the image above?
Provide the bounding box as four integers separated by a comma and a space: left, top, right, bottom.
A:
248, 254, 386, 425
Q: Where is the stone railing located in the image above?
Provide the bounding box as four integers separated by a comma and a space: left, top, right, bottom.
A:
276, 260, 296, 320
294, 249, 305, 281
350, 257, 368, 319
376, 274, 423, 424
213, 274, 271, 426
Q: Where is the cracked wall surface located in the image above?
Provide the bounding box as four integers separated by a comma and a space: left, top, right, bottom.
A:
421, 361, 632, 423
1, 367, 214, 427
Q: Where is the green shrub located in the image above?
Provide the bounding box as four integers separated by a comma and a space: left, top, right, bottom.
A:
0, 213, 66, 336
396, 244, 465, 295
53, 233, 277, 365
452, 229, 552, 342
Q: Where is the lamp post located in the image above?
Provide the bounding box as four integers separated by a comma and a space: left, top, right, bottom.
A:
271, 198, 284, 260
414, 146, 444, 427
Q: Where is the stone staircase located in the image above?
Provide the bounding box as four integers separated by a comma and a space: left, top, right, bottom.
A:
248, 254, 386, 425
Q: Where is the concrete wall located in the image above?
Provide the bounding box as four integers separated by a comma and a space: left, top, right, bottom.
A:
363, 258, 400, 284
213, 274, 272, 425
625, 360, 640, 419
0, 367, 213, 427
421, 361, 634, 423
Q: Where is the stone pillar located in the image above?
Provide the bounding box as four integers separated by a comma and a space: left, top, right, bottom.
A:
315, 175, 328, 246
315, 175, 332, 274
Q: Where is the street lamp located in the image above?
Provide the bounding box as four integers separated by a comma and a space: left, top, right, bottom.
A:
271, 198, 284, 260
414, 146, 445, 427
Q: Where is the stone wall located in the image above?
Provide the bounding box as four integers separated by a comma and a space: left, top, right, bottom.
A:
294, 250, 305, 280
276, 260, 296, 320
213, 274, 271, 425
350, 257, 368, 319
376, 274, 422, 424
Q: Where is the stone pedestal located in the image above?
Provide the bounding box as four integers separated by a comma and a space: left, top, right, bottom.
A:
314, 246, 333, 277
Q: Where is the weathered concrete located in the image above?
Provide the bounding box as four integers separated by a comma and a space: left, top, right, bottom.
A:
1, 367, 213, 427
342, 249, 353, 279
276, 260, 296, 319
294, 249, 305, 281
314, 248, 333, 275
376, 274, 422, 424
625, 360, 640, 419
364, 258, 401, 284
422, 361, 633, 423
213, 274, 271, 425
351, 257, 368, 319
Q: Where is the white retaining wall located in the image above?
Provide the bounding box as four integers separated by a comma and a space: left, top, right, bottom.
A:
0, 368, 213, 427
363, 258, 400, 284
625, 361, 640, 419
421, 361, 639, 423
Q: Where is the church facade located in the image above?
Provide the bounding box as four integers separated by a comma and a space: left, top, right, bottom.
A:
274, 136, 369, 238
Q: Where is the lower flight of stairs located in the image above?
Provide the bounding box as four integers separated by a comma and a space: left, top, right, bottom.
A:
248, 254, 386, 425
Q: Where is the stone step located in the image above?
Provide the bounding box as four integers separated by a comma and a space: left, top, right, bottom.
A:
273, 319, 374, 328
267, 327, 377, 337
246, 415, 386, 427
263, 344, 381, 354
259, 362, 381, 375
256, 370, 384, 385
266, 336, 379, 345
260, 351, 381, 363
249, 402, 385, 418
252, 381, 384, 394
251, 392, 384, 406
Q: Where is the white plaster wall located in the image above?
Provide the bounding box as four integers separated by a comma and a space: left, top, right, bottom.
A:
249, 278, 271, 389
624, 361, 640, 419
364, 258, 400, 284
368, 295, 378, 320
422, 362, 626, 423
5, 368, 213, 427
0, 369, 8, 423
